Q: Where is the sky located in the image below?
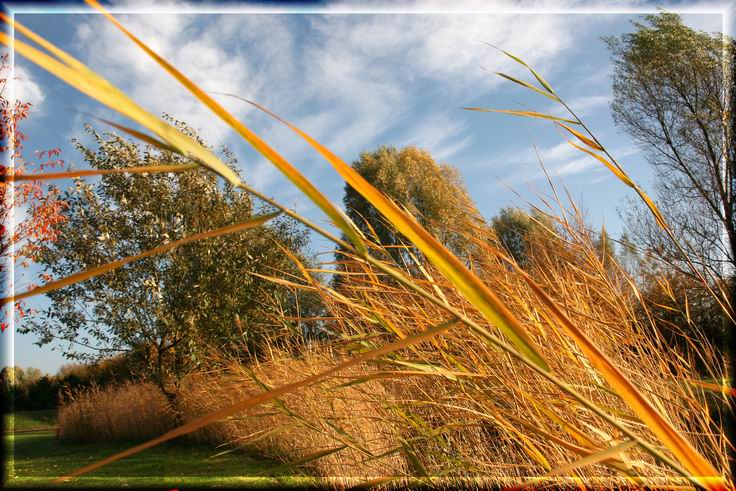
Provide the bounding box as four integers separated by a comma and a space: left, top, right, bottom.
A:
1, 0, 731, 374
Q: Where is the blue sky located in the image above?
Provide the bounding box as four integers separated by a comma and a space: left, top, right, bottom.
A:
2, 0, 729, 374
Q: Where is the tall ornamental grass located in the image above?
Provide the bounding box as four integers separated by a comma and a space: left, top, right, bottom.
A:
0, 2, 731, 488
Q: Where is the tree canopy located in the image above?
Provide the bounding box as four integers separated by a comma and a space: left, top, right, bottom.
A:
342, 145, 473, 266
24, 122, 318, 393
606, 12, 734, 284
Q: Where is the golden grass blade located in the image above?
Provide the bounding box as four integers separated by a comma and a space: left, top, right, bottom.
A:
237, 98, 552, 373
334, 369, 485, 389
56, 318, 459, 481
556, 122, 604, 151
499, 256, 724, 486
464, 107, 580, 124
688, 380, 736, 397
0, 11, 87, 72
83, 0, 367, 256
1, 212, 279, 306
516, 440, 638, 489
566, 142, 668, 231
0, 22, 241, 187
565, 140, 634, 187
479, 41, 556, 94
2, 164, 198, 183
494, 72, 559, 101
634, 187, 668, 229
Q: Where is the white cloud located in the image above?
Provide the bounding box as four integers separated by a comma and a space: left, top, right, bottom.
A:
398, 112, 472, 161
13, 65, 45, 108
492, 138, 640, 185
70, 9, 595, 209
73, 12, 280, 145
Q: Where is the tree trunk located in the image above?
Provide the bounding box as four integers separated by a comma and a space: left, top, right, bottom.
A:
725, 38, 736, 480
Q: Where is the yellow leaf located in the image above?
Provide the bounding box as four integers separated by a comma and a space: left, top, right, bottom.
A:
565, 140, 634, 187
464, 107, 579, 125
556, 122, 604, 151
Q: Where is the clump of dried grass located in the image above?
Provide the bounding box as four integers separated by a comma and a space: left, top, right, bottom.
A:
218, 199, 727, 487
177, 347, 407, 482
57, 381, 176, 443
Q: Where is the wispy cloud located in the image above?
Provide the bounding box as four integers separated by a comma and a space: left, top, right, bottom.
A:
13, 64, 45, 109
480, 138, 640, 187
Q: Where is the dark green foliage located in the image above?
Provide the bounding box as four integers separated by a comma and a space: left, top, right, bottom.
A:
490, 207, 556, 269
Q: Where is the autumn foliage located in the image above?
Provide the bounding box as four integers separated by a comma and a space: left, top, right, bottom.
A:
0, 53, 67, 331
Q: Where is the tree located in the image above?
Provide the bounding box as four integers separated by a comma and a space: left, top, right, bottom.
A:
1, 54, 68, 332
23, 122, 318, 396
490, 207, 557, 269
606, 13, 736, 466
606, 13, 733, 296
342, 145, 473, 266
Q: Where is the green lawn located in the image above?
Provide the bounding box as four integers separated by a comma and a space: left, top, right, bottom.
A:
5, 409, 57, 432
4, 411, 318, 488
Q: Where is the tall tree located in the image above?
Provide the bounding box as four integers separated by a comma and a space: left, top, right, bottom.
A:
606, 13, 735, 468
342, 145, 473, 266
606, 13, 734, 290
23, 122, 317, 395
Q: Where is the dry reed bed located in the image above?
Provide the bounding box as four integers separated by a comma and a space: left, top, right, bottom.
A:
6, 7, 730, 486
217, 202, 727, 485
57, 381, 175, 443
51, 205, 728, 485
177, 350, 407, 481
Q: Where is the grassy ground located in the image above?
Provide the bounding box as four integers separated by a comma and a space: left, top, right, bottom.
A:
3, 411, 318, 488
5, 409, 57, 432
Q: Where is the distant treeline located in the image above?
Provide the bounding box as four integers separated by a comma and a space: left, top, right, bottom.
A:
1, 356, 134, 412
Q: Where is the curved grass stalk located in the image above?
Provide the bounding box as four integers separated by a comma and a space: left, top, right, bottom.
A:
1, 163, 198, 182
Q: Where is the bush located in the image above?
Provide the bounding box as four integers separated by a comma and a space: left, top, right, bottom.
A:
57, 382, 175, 443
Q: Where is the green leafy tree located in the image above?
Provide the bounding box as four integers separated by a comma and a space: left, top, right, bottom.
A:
490, 207, 557, 269
606, 12, 734, 372
607, 13, 734, 283
342, 145, 473, 266
23, 122, 318, 396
